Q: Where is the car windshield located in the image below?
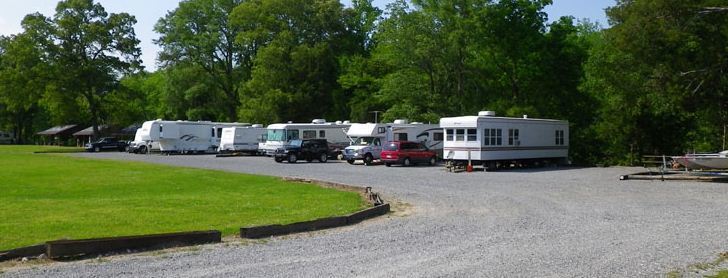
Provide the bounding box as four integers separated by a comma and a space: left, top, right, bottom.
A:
267, 129, 286, 141
383, 143, 398, 151
353, 137, 376, 146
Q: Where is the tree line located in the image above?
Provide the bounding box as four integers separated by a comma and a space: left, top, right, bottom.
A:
0, 0, 726, 165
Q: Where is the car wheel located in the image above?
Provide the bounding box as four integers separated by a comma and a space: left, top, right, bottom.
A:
429, 156, 437, 166
94, 146, 100, 152
319, 152, 328, 163
274, 157, 283, 163
385, 163, 391, 167
403, 157, 411, 167
346, 159, 355, 165
288, 153, 297, 163
363, 154, 374, 166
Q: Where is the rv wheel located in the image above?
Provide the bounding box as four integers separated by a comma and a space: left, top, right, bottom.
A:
318, 152, 328, 163
139, 146, 147, 154
287, 153, 297, 163
363, 154, 374, 166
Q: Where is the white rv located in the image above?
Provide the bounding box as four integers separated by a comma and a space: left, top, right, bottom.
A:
128, 125, 160, 154
131, 120, 250, 154
261, 119, 352, 156
218, 125, 267, 154
343, 120, 443, 165
440, 111, 569, 169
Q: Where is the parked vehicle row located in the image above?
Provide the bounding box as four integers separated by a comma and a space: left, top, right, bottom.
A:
98, 111, 572, 170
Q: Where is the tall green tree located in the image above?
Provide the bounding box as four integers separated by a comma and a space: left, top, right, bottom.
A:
232, 0, 353, 123
30, 0, 142, 138
0, 33, 49, 143
155, 0, 250, 122
583, 0, 728, 163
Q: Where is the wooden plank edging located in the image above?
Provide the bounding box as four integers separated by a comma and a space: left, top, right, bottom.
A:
240, 203, 390, 239
46, 230, 221, 259
0, 244, 46, 261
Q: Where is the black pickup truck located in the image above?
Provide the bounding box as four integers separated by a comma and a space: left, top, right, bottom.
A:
85, 137, 128, 152
273, 139, 330, 163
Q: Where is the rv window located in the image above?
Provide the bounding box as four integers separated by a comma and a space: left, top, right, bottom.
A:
159, 125, 163, 133
319, 130, 325, 138
303, 130, 317, 139
433, 132, 444, 141
555, 130, 565, 145
211, 128, 215, 137
378, 127, 386, 134
396, 133, 408, 141
288, 130, 299, 140
267, 129, 285, 141
484, 128, 502, 146
455, 129, 464, 141
446, 129, 453, 141
508, 129, 520, 145
467, 129, 477, 141
217, 128, 223, 138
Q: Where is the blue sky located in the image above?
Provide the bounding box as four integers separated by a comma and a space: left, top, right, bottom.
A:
0, 0, 614, 71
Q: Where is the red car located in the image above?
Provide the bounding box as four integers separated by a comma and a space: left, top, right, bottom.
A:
380, 141, 438, 167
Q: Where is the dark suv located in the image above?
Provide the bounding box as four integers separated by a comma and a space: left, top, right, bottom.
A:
85, 137, 129, 152
274, 139, 330, 163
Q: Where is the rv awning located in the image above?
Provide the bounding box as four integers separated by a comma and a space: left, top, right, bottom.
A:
36, 125, 80, 136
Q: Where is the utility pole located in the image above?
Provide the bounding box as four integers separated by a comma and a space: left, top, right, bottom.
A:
369, 111, 382, 123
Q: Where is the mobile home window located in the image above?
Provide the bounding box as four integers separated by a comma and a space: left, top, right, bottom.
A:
484, 128, 502, 146
455, 129, 465, 141
302, 130, 317, 139
555, 130, 565, 145
467, 129, 477, 141
446, 129, 453, 141
508, 129, 520, 145
433, 132, 444, 141
377, 127, 386, 134
396, 133, 408, 141
319, 130, 325, 138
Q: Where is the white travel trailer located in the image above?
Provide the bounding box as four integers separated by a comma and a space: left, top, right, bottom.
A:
131, 120, 250, 154
218, 125, 267, 154
343, 120, 443, 165
440, 111, 569, 170
261, 119, 352, 156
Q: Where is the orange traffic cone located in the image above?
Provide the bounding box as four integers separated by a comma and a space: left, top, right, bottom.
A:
466, 162, 473, 172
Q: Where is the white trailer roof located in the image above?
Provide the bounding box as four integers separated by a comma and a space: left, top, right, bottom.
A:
267, 122, 352, 129
440, 115, 567, 127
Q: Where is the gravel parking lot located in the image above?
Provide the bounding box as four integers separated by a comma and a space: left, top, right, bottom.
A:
4, 153, 728, 277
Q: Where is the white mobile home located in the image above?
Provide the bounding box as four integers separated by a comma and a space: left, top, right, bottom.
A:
261, 119, 352, 156
440, 111, 569, 168
218, 125, 267, 154
343, 120, 443, 165
132, 120, 250, 154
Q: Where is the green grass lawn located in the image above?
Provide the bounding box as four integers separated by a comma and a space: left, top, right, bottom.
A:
0, 145, 366, 250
